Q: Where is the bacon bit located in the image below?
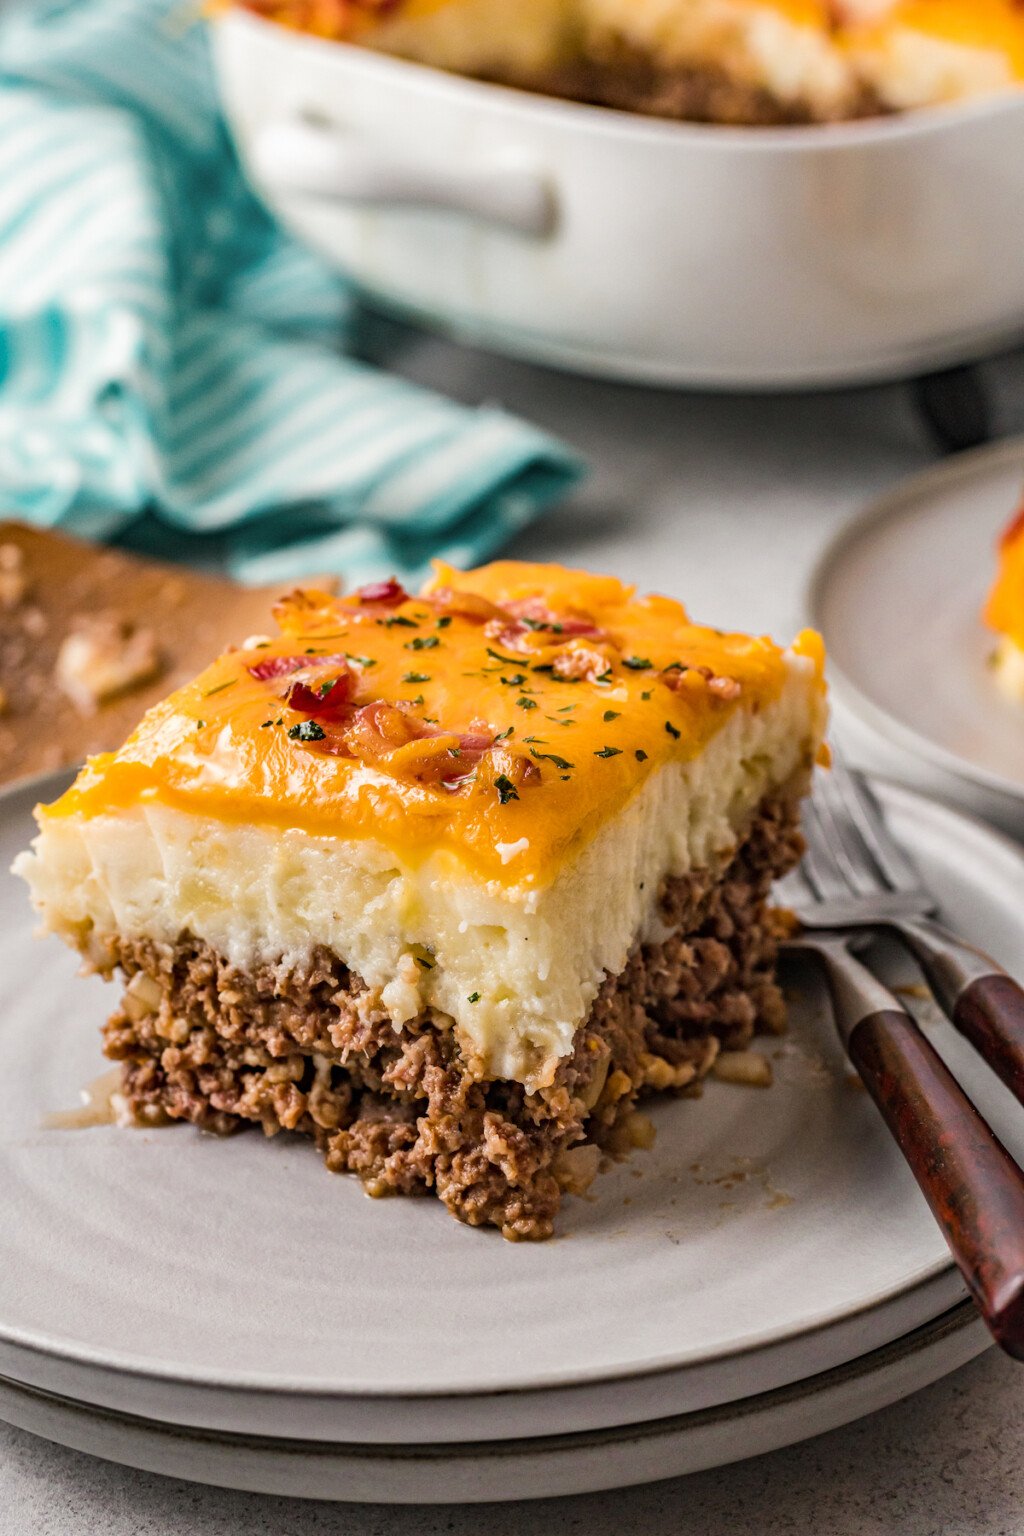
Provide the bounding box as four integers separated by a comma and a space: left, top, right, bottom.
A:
492, 745, 541, 788
346, 700, 420, 759
248, 652, 349, 684
354, 577, 408, 607
486, 596, 608, 653
552, 645, 610, 683
247, 654, 308, 682
428, 586, 510, 626
660, 662, 740, 701
388, 734, 469, 785
286, 671, 353, 717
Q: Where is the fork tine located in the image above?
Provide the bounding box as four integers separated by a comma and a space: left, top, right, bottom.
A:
812, 765, 893, 897
799, 798, 856, 900
806, 772, 884, 896
830, 750, 925, 894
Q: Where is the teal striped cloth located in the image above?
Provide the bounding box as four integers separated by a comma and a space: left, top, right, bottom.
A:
0, 0, 582, 584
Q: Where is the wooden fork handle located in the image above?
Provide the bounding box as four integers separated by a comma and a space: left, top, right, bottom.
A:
955, 976, 1024, 1106
896, 918, 1024, 1109
849, 1008, 1024, 1360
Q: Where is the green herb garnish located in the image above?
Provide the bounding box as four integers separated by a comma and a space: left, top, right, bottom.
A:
406, 636, 439, 651
517, 697, 538, 710
603, 710, 620, 722
530, 750, 573, 771
664, 720, 681, 740
595, 746, 622, 758
494, 775, 519, 805
403, 672, 431, 684
468, 992, 481, 1003
288, 721, 326, 742
203, 679, 236, 698
623, 657, 653, 671
635, 749, 649, 762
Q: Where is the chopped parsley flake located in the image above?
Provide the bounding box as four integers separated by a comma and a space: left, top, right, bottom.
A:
530, 750, 573, 771
487, 647, 521, 667
623, 657, 653, 671
345, 653, 377, 668
196, 720, 206, 729
641, 690, 652, 701
403, 671, 431, 684
494, 726, 514, 741
556, 704, 576, 714
416, 955, 435, 970
436, 616, 453, 629
603, 710, 620, 722
494, 774, 519, 805
635, 749, 649, 762
531, 662, 555, 674
467, 992, 481, 1003
406, 636, 439, 651
664, 720, 681, 740
203, 679, 236, 697
595, 746, 622, 758
517, 697, 538, 710
384, 615, 418, 628
447, 747, 461, 758
288, 720, 326, 742
500, 673, 528, 687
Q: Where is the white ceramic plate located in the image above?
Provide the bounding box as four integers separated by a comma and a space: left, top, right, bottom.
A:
809, 438, 1024, 825
2, 774, 1023, 1448
0, 1303, 988, 1503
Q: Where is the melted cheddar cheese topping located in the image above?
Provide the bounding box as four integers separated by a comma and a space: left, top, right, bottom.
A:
986, 503, 1024, 652
43, 562, 825, 886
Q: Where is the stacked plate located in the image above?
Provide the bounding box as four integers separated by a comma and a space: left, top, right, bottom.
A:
1, 771, 1022, 1503
811, 437, 1024, 839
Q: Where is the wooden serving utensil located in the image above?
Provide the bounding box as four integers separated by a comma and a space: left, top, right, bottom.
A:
0, 521, 315, 790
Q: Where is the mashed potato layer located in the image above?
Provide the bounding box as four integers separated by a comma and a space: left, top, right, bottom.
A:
15, 655, 821, 1088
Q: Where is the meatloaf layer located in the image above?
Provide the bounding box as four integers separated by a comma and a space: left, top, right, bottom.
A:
97, 796, 801, 1240
535, 55, 883, 124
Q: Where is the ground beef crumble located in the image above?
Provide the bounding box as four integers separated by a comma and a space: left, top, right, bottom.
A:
98, 798, 802, 1240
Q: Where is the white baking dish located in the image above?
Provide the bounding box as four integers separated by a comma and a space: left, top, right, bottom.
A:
213, 8, 1024, 389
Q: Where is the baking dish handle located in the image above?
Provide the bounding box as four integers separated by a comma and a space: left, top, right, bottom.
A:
250, 116, 556, 238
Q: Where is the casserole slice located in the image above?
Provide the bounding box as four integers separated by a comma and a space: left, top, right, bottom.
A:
16, 562, 826, 1238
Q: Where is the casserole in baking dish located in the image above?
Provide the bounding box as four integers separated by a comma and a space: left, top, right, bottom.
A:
213, 4, 1024, 386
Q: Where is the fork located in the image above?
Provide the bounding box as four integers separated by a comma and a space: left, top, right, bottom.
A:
780, 757, 1024, 1105
779, 761, 1024, 1358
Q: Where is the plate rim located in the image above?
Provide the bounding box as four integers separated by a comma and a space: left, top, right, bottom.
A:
0, 772, 1018, 1409
807, 433, 1024, 804
0, 1299, 990, 1502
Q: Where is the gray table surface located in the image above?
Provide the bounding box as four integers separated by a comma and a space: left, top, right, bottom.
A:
6, 331, 1024, 1534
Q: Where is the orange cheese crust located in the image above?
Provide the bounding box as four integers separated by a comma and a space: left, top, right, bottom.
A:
44, 562, 825, 886
237, 0, 1024, 81
985, 502, 1024, 653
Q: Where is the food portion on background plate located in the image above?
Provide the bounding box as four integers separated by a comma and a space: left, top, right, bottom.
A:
15, 561, 826, 1240
241, 0, 1024, 124
986, 500, 1024, 702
